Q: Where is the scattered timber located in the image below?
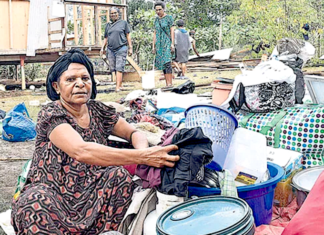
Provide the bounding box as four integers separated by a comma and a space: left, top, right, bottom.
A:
187, 57, 261, 72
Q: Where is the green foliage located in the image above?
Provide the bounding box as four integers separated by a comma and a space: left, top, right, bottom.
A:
226, 0, 324, 55
0, 65, 16, 80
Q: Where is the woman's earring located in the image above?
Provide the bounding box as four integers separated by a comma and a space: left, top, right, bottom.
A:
57, 91, 60, 94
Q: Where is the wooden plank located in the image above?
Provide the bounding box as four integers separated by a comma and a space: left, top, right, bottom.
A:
121, 0, 126, 20
106, 7, 110, 23
82, 6, 89, 45
64, 4, 68, 49
48, 6, 51, 48
9, 0, 13, 49
49, 30, 63, 34
20, 56, 26, 90
90, 6, 95, 45
98, 9, 103, 45
126, 56, 143, 77
12, 1, 29, 50
73, 5, 79, 45
65, 0, 127, 7
123, 71, 141, 82
61, 14, 66, 49
94, 6, 100, 46
48, 17, 62, 22
0, 1, 9, 50
49, 40, 61, 43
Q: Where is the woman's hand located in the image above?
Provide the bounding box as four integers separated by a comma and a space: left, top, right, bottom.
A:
143, 145, 180, 168
152, 47, 156, 54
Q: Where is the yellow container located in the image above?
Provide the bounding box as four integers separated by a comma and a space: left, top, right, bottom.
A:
274, 171, 299, 207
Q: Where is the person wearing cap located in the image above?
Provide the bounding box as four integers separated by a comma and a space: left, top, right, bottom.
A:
11, 49, 179, 234
100, 7, 132, 92
174, 19, 191, 78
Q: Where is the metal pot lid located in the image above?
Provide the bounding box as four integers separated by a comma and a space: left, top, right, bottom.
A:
157, 196, 251, 235
292, 166, 324, 192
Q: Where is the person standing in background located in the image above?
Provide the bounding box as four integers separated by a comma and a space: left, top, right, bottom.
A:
100, 7, 132, 92
174, 19, 191, 78
189, 30, 200, 57
152, 1, 175, 87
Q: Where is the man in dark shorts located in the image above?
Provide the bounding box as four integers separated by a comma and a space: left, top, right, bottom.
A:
100, 7, 132, 92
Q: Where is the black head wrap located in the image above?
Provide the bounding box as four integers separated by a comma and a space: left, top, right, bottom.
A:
46, 48, 97, 101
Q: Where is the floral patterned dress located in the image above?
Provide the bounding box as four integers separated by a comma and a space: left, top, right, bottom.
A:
154, 15, 174, 70
11, 100, 134, 235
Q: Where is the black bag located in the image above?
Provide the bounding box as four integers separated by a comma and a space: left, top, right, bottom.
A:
172, 80, 195, 94
229, 82, 295, 113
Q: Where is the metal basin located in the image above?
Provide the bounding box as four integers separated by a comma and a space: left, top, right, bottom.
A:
291, 166, 324, 208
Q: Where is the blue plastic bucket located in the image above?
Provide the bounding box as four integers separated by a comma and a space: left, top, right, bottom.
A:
185, 104, 238, 171
188, 162, 284, 227
157, 196, 255, 235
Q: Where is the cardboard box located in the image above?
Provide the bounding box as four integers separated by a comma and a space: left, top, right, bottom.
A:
267, 147, 303, 180
274, 172, 295, 207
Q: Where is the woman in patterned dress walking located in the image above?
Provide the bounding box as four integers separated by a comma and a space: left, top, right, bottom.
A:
152, 1, 175, 87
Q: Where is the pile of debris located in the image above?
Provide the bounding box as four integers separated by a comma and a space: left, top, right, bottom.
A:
187, 49, 261, 72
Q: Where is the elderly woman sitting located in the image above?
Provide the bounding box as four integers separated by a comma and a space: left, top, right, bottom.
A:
11, 49, 179, 234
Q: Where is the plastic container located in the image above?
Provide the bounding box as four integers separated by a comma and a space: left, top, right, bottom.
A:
188, 162, 284, 226
142, 70, 156, 90
144, 192, 184, 235
185, 104, 238, 171
223, 128, 268, 186
156, 191, 184, 215
144, 210, 159, 235
156, 196, 255, 235
212, 81, 233, 105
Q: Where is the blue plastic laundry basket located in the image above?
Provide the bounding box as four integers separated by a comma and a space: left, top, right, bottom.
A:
185, 104, 238, 170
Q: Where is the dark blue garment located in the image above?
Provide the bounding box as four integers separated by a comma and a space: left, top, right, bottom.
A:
159, 127, 213, 197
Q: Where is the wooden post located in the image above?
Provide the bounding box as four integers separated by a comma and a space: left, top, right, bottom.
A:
15, 65, 18, 81
9, 0, 13, 49
64, 4, 68, 48
82, 6, 89, 45
94, 6, 100, 46
107, 0, 112, 23
61, 16, 66, 49
73, 6, 79, 45
98, 8, 103, 45
106, 8, 110, 23
20, 57, 26, 90
48, 6, 51, 49
218, 14, 222, 50
122, 0, 127, 20
90, 7, 95, 45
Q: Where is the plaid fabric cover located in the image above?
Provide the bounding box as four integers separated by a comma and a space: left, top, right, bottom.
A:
220, 169, 238, 197
236, 105, 324, 168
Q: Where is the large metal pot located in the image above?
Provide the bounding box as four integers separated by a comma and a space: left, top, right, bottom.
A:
291, 166, 324, 208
